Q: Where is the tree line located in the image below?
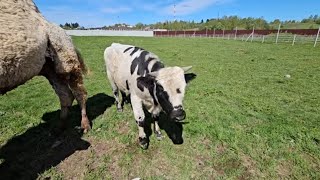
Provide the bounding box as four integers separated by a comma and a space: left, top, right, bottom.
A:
59, 22, 81, 30
59, 15, 320, 30
137, 15, 320, 30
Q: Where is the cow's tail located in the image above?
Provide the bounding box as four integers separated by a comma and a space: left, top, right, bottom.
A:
75, 48, 88, 75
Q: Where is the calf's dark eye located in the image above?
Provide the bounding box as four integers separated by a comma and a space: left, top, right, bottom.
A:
176, 88, 181, 94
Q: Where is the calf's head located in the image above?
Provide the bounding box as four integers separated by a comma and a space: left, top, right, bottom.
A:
138, 66, 192, 121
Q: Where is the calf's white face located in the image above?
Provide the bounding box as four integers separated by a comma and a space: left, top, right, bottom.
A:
150, 66, 191, 121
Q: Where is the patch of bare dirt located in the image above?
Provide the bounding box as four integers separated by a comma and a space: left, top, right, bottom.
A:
216, 143, 227, 154
238, 153, 263, 179
213, 159, 241, 178
117, 121, 130, 135
123, 147, 176, 179
195, 154, 217, 178
276, 160, 292, 178
301, 152, 320, 171
57, 137, 125, 179
200, 137, 213, 150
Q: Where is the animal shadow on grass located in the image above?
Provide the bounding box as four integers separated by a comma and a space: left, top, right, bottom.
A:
144, 113, 186, 146
0, 93, 114, 179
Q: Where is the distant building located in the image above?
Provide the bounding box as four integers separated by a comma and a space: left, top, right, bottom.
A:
154, 29, 168, 31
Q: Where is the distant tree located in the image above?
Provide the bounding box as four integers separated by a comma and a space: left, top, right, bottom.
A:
272, 19, 281, 24
135, 22, 144, 29
309, 15, 314, 20
73, 22, 79, 28
214, 22, 224, 30
64, 23, 71, 29
135, 15, 319, 31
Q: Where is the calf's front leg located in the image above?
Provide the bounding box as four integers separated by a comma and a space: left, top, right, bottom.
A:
131, 94, 149, 149
153, 115, 163, 140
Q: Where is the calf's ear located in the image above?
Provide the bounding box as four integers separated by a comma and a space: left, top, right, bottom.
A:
184, 73, 197, 84
181, 66, 192, 73
181, 66, 195, 83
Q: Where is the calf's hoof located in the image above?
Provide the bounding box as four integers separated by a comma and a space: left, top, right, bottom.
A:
138, 137, 149, 150
155, 131, 163, 140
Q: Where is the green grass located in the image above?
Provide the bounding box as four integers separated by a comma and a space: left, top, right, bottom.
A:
0, 37, 320, 179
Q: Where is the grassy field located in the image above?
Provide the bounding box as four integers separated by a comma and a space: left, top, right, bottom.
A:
0, 37, 319, 179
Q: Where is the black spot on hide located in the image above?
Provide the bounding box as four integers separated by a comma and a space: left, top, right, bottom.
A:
151, 61, 164, 72
136, 120, 145, 127
156, 84, 173, 115
136, 76, 174, 114
130, 51, 155, 75
126, 80, 130, 91
130, 47, 144, 56
123, 47, 133, 53
137, 76, 158, 106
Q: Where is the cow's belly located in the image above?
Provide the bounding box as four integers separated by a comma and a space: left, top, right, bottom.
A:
113, 69, 133, 95
0, 34, 46, 93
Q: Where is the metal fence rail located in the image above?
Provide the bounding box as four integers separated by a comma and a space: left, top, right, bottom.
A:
154, 25, 320, 47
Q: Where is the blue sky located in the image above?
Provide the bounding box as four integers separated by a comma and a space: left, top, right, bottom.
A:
34, 0, 320, 27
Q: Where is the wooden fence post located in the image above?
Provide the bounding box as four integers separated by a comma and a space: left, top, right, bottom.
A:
292, 34, 297, 46
276, 23, 281, 44
251, 27, 255, 42
314, 26, 320, 47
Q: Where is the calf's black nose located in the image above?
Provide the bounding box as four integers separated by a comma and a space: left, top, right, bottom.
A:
170, 106, 186, 121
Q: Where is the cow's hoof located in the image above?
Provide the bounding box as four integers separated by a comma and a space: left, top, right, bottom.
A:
139, 137, 149, 150
81, 124, 91, 134
155, 131, 163, 140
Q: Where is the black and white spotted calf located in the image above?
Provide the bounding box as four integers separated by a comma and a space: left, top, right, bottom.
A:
104, 43, 192, 149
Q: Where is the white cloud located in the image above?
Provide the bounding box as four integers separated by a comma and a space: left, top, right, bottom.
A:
101, 7, 132, 14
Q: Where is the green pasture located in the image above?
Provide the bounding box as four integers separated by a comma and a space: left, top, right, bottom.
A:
0, 37, 319, 179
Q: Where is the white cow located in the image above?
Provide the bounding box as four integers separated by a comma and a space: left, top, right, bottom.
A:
104, 43, 192, 149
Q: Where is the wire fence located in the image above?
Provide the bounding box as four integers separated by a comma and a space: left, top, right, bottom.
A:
154, 25, 320, 47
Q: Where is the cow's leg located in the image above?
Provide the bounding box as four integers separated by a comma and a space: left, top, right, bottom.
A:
114, 88, 122, 112
131, 94, 148, 149
41, 65, 74, 130
120, 91, 127, 108
68, 72, 91, 133
107, 72, 122, 112
153, 115, 163, 140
